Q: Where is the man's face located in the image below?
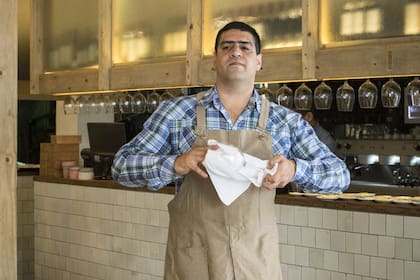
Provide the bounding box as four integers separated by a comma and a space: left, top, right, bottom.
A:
213, 29, 262, 82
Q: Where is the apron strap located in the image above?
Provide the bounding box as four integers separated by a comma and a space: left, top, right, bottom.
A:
195, 91, 207, 137
257, 94, 270, 131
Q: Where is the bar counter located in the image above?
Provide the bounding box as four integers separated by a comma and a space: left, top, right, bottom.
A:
33, 176, 420, 280
35, 176, 420, 217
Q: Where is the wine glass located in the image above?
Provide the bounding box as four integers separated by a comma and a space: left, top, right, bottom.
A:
258, 84, 274, 102
63, 96, 76, 115
381, 78, 401, 108
358, 79, 378, 109
118, 92, 133, 113
160, 90, 174, 102
95, 94, 108, 113
294, 83, 313, 110
407, 77, 420, 107
87, 95, 100, 114
77, 95, 91, 114
275, 84, 293, 108
132, 91, 147, 113
314, 81, 333, 110
147, 91, 160, 113
336, 81, 355, 112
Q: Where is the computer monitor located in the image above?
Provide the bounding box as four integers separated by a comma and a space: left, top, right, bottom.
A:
87, 122, 127, 155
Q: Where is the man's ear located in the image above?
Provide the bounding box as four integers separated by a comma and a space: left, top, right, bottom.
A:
256, 54, 262, 71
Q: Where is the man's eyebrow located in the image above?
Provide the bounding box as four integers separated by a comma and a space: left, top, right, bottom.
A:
219, 40, 253, 45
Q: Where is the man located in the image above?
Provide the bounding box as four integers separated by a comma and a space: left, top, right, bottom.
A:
302, 110, 337, 152
112, 21, 350, 279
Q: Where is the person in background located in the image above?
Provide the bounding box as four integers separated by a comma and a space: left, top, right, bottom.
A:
112, 21, 350, 279
302, 110, 337, 152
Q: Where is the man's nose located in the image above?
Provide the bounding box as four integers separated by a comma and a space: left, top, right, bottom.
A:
229, 44, 242, 57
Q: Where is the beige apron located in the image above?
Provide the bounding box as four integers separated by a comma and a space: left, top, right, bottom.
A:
164, 94, 282, 280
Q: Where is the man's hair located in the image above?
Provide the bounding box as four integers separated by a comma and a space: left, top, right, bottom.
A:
214, 21, 261, 55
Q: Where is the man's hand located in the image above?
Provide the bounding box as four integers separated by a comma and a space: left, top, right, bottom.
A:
262, 155, 296, 190
174, 145, 218, 178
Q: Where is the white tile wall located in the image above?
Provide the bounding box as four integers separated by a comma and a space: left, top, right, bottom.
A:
34, 182, 420, 280
17, 176, 34, 280
279, 205, 420, 280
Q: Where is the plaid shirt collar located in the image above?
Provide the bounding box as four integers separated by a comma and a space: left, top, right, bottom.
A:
198, 86, 262, 114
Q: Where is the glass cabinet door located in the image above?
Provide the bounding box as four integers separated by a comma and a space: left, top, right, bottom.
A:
203, 0, 302, 56
43, 0, 99, 72
321, 0, 420, 44
112, 0, 188, 64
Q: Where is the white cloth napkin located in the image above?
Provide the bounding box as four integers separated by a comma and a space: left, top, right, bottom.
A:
203, 139, 278, 206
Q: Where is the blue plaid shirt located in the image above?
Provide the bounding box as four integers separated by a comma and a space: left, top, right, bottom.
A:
111, 87, 350, 193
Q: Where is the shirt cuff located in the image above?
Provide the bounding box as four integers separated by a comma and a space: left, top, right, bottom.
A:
291, 158, 310, 184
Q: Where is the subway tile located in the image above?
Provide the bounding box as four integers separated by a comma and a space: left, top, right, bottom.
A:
369, 213, 386, 235
278, 224, 288, 244
281, 264, 288, 280
338, 210, 353, 232
404, 216, 420, 239
309, 248, 324, 269
386, 259, 403, 280
322, 209, 338, 230
280, 244, 296, 265
323, 250, 339, 271
294, 206, 309, 226
301, 267, 316, 280
354, 254, 370, 276
353, 212, 369, 233
330, 271, 346, 280
378, 236, 394, 258
370, 256, 387, 279
414, 239, 420, 262
288, 225, 302, 245
331, 231, 346, 252
301, 227, 316, 248
315, 229, 331, 249
287, 265, 302, 280
346, 275, 362, 280
362, 234, 378, 256
280, 205, 295, 225
386, 215, 403, 237
316, 269, 331, 280
345, 232, 362, 254
395, 238, 412, 261
405, 260, 420, 280
338, 252, 354, 274
361, 277, 377, 280
308, 208, 323, 228
295, 246, 309, 266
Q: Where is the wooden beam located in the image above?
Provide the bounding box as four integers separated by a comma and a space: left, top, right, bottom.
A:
98, 0, 112, 90
0, 0, 17, 278
30, 0, 44, 94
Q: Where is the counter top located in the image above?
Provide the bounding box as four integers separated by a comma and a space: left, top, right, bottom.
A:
34, 176, 420, 216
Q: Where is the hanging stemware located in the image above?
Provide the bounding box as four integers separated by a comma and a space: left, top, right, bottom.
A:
275, 84, 294, 108
336, 81, 355, 112
258, 84, 274, 102
160, 90, 174, 102
381, 78, 401, 108
118, 91, 133, 113
63, 96, 76, 115
132, 91, 147, 114
294, 83, 313, 110
407, 77, 420, 107
358, 79, 378, 109
147, 91, 160, 113
314, 81, 333, 110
